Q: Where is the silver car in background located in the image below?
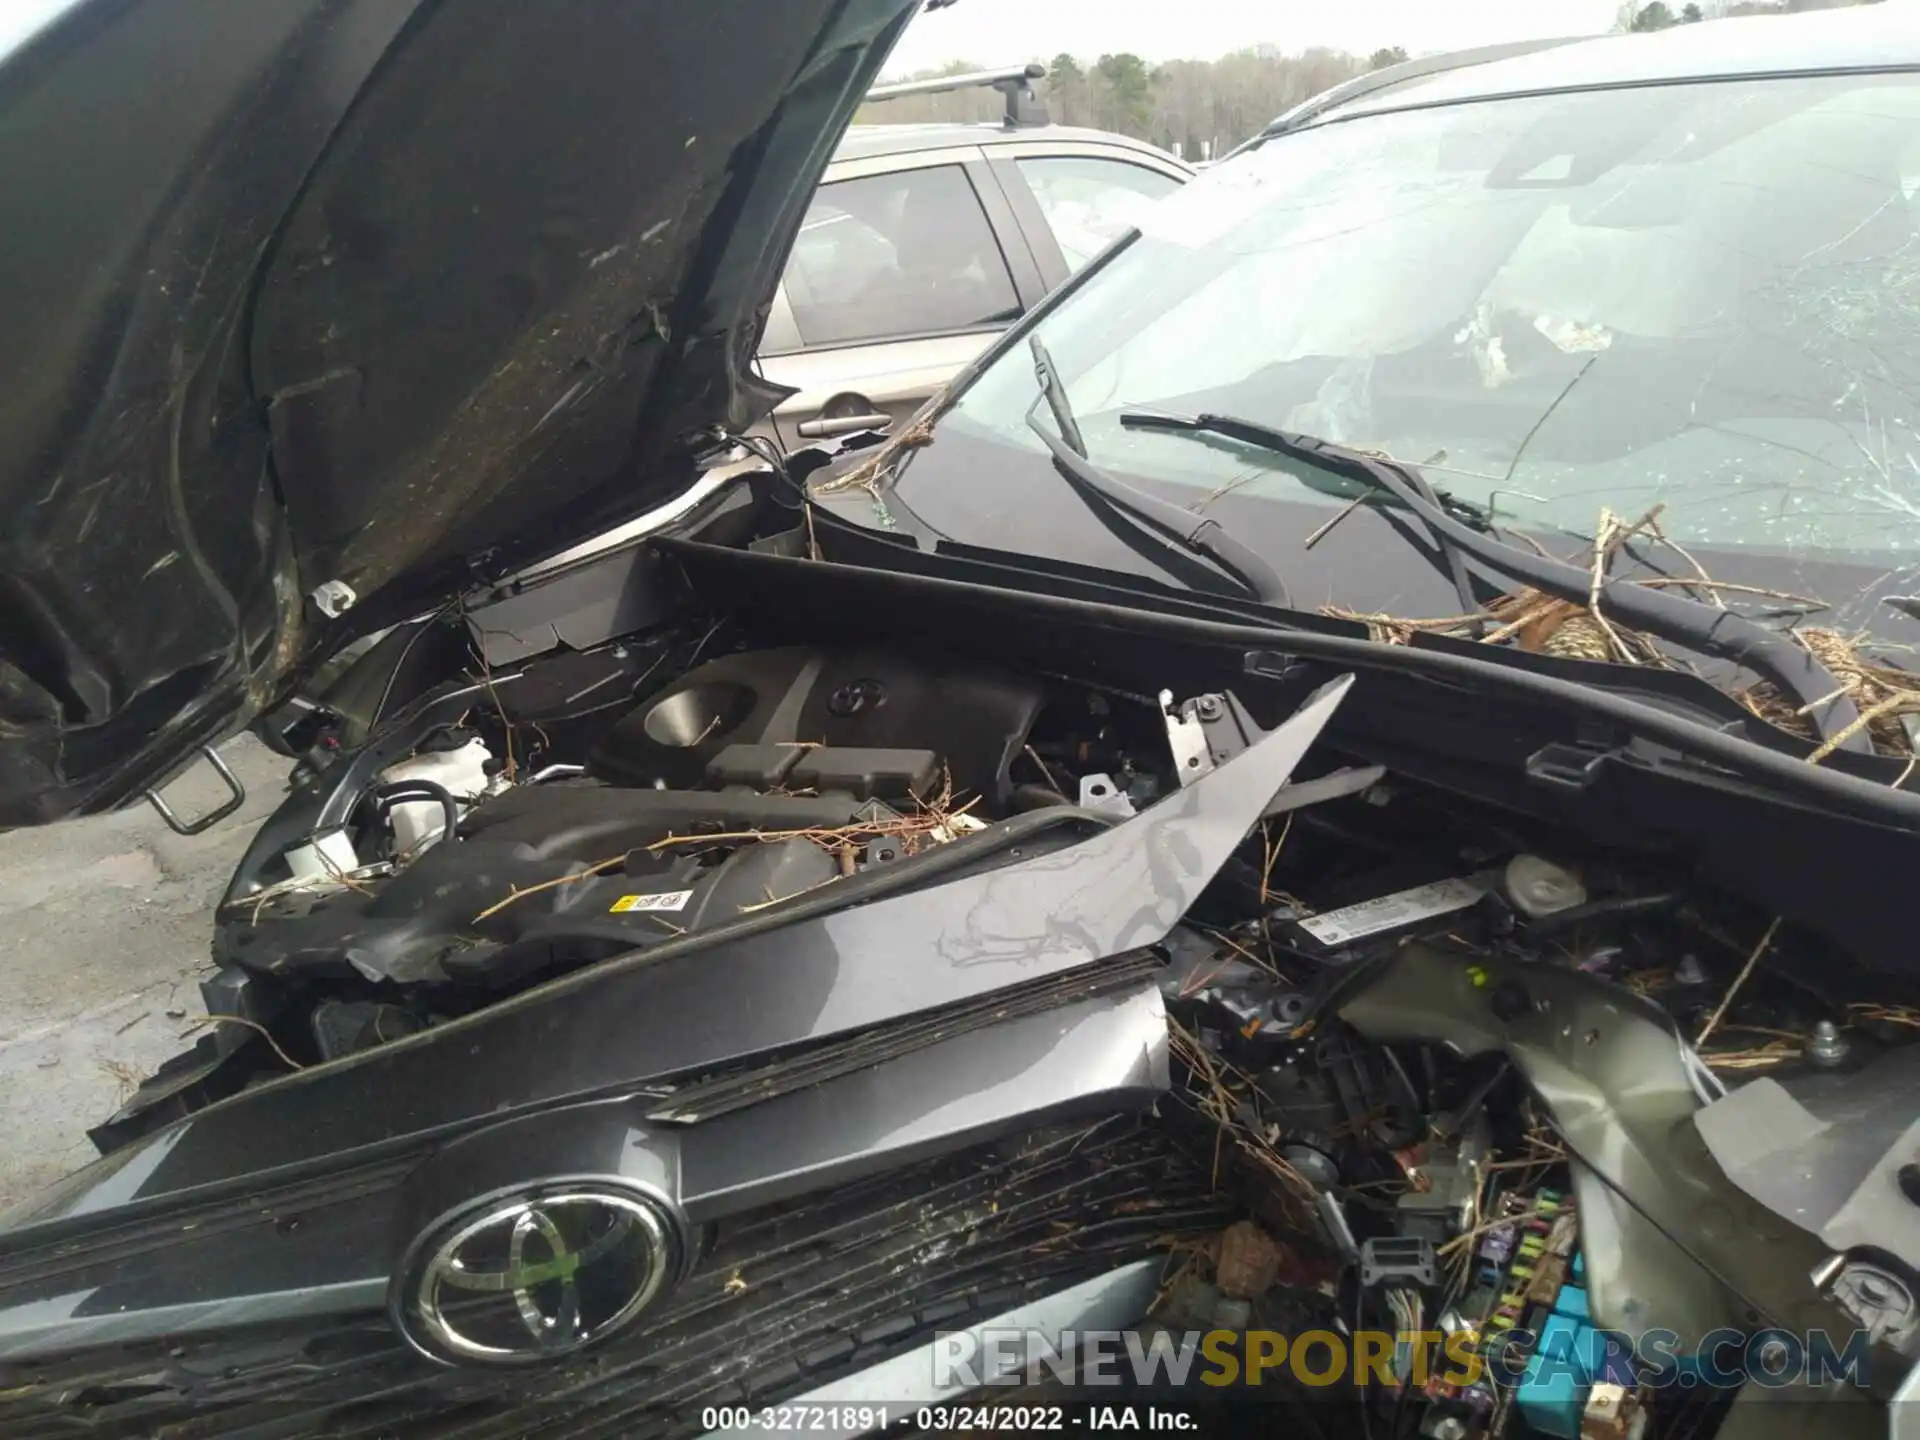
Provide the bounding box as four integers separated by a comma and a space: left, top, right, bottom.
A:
756, 66, 1191, 446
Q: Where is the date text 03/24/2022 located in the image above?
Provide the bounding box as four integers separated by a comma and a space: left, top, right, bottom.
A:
700, 1405, 1199, 1431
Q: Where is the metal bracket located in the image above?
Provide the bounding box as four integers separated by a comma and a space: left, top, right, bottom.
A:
1162, 690, 1217, 785
145, 747, 247, 836
1166, 689, 1278, 789
1078, 772, 1136, 818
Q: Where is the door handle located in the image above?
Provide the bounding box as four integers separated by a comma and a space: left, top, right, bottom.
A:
796, 413, 892, 439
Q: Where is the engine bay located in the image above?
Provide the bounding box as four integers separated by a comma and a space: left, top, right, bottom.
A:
90, 589, 1920, 1437
219, 645, 1077, 1033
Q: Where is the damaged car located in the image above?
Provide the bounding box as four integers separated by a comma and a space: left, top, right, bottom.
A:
6, 3, 1920, 1439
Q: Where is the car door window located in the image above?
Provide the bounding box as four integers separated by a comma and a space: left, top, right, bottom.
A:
781, 165, 1021, 349
1017, 156, 1182, 272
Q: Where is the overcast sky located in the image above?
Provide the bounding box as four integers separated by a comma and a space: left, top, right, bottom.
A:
0, 2, 1637, 73
883, 0, 1628, 75
0, 0, 60, 55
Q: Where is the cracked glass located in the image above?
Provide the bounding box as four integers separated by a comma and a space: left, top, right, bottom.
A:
943, 74, 1920, 559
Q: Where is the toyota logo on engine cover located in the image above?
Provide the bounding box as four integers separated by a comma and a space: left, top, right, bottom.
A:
397, 1186, 676, 1365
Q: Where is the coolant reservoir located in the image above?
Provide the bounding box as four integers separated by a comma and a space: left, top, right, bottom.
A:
379, 738, 495, 854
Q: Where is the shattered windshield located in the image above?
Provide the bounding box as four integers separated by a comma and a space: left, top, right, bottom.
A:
945, 73, 1920, 557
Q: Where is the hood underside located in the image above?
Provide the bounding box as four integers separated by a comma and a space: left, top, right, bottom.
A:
0, 0, 917, 826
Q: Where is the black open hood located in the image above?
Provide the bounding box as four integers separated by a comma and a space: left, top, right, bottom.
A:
0, 0, 918, 826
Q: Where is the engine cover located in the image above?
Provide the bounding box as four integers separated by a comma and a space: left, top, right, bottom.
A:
592, 646, 1048, 806
222, 783, 909, 998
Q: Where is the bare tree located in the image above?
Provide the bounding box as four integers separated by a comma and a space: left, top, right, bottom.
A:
865, 46, 1370, 152
863, 0, 1882, 147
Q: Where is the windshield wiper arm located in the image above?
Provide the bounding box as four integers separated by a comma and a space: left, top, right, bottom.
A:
1120, 409, 1870, 755
1026, 341, 1291, 608
1124, 409, 1486, 624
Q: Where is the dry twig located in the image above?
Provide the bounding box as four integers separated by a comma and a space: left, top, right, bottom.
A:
98, 1058, 142, 1102
1314, 496, 1920, 766
1703, 1041, 1801, 1071
1168, 1020, 1319, 1209
1586, 509, 1639, 664
1849, 1002, 1920, 1029
471, 855, 629, 923
645, 794, 981, 862
1808, 693, 1911, 765
1640, 512, 1725, 610
1695, 917, 1783, 1048
1023, 744, 1063, 793
463, 615, 516, 782
1257, 815, 1292, 907
472, 778, 981, 922
179, 1014, 307, 1073
1304, 495, 1368, 550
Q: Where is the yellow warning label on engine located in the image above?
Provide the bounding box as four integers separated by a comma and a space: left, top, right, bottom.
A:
610, 890, 693, 913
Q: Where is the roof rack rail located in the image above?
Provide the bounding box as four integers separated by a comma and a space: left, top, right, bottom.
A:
1260, 38, 1584, 138
866, 62, 1048, 129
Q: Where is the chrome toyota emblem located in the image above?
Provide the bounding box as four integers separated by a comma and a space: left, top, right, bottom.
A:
397, 1186, 677, 1365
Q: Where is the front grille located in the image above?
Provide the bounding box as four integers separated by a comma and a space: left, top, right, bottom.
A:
649, 952, 1166, 1122
0, 1118, 1226, 1439
0, 1153, 418, 1295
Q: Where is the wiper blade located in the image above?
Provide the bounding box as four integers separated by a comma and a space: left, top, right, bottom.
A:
1124, 409, 1486, 624
1030, 333, 1088, 459
1120, 409, 1870, 755
1027, 342, 1291, 608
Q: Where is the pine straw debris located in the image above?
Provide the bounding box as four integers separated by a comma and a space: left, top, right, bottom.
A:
1323, 502, 1920, 764
1742, 628, 1920, 760
470, 775, 983, 924
1701, 1040, 1802, 1072
1168, 1018, 1324, 1215
644, 795, 983, 864
1698, 1004, 1920, 1069
1850, 1002, 1920, 1029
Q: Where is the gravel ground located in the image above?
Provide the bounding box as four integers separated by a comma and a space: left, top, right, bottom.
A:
0, 738, 289, 1213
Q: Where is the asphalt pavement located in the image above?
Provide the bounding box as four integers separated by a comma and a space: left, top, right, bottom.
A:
0, 738, 289, 1212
